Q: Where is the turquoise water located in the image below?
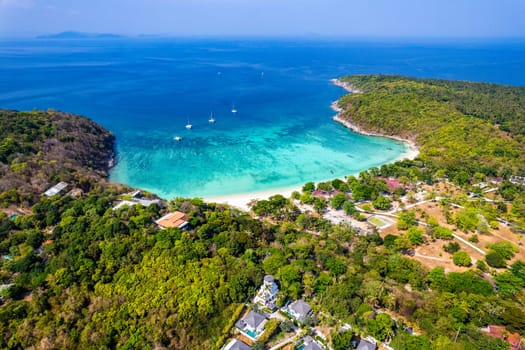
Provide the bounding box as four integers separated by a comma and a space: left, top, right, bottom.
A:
1, 38, 524, 198
244, 329, 258, 339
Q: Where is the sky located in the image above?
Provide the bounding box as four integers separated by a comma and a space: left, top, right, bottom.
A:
0, 0, 524, 38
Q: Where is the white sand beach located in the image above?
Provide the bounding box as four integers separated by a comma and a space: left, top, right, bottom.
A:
203, 79, 420, 210
204, 186, 300, 211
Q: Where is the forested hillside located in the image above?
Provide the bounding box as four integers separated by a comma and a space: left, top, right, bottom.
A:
0, 109, 114, 204
338, 75, 525, 181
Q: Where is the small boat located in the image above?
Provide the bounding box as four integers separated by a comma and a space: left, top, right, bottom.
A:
208, 112, 216, 123
231, 103, 238, 114
185, 118, 192, 129
174, 136, 182, 141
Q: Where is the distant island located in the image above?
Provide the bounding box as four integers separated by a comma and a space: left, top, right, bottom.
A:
0, 76, 524, 349
37, 31, 124, 39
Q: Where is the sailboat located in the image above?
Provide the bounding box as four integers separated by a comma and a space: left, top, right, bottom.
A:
208, 112, 216, 123
231, 103, 238, 114
185, 118, 192, 129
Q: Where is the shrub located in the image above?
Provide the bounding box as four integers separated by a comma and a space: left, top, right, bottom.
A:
443, 242, 460, 254
383, 234, 398, 249
453, 251, 471, 267
476, 260, 488, 272
433, 226, 453, 240
331, 192, 348, 210
486, 241, 519, 260
468, 235, 479, 243
486, 250, 507, 268
373, 195, 392, 210
397, 210, 416, 230
407, 227, 424, 246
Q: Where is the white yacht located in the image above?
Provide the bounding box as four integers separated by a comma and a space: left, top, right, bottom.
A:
174, 136, 182, 141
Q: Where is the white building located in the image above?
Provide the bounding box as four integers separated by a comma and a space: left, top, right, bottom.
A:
253, 275, 279, 310
43, 182, 68, 197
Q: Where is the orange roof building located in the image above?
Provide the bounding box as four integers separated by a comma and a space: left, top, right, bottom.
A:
483, 325, 523, 350
155, 211, 188, 229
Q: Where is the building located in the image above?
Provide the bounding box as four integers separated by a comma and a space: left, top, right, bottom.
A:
253, 275, 279, 310
112, 191, 161, 210
286, 299, 312, 323
43, 182, 68, 197
155, 211, 188, 229
510, 176, 525, 186
312, 190, 331, 199
296, 335, 324, 350
222, 339, 251, 350
235, 311, 267, 340
357, 336, 377, 350
483, 325, 523, 350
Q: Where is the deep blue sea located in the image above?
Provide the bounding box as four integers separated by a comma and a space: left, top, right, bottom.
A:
1, 38, 524, 198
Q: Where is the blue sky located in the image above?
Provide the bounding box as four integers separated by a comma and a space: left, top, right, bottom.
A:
1, 0, 524, 38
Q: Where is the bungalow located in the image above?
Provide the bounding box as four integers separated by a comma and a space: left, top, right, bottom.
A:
155, 211, 189, 229
483, 325, 523, 350
235, 311, 267, 340
285, 299, 312, 323
222, 339, 251, 350
356, 336, 377, 350
43, 182, 68, 197
253, 275, 279, 310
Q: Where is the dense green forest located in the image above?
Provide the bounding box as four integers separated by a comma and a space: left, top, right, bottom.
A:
339, 75, 525, 179
1, 75, 525, 350
0, 109, 114, 205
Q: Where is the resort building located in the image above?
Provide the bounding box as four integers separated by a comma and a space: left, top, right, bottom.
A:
235, 311, 267, 340
155, 211, 189, 229
285, 299, 312, 323
253, 275, 279, 310
43, 182, 68, 197
222, 339, 251, 350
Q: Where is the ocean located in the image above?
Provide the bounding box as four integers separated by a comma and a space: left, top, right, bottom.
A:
1, 38, 524, 198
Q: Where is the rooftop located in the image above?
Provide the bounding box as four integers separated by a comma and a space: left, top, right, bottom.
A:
241, 311, 266, 329
43, 182, 68, 197
223, 339, 251, 350
357, 338, 377, 350
155, 211, 188, 229
302, 336, 323, 350
289, 299, 312, 318
264, 275, 274, 283
484, 325, 523, 350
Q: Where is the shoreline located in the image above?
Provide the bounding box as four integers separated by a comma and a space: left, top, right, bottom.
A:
330, 78, 420, 162
204, 186, 300, 211
330, 78, 363, 94
202, 79, 420, 210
